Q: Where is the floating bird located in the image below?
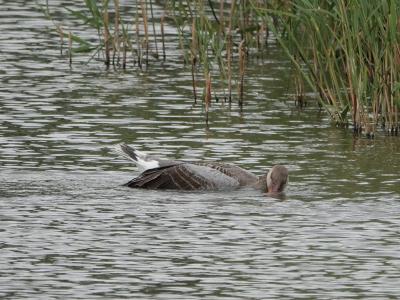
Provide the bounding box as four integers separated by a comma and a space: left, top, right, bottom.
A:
115, 143, 288, 194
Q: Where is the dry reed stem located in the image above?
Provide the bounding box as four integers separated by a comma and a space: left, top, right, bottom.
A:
226, 0, 235, 102
140, 0, 149, 65
68, 31, 72, 65
135, 2, 142, 69
205, 72, 212, 125
113, 0, 120, 65
191, 17, 197, 54
191, 18, 197, 103
227, 34, 232, 102
161, 14, 166, 60
122, 38, 127, 69
103, 5, 110, 66
238, 40, 246, 106
294, 72, 305, 107
149, 0, 159, 59
191, 57, 197, 104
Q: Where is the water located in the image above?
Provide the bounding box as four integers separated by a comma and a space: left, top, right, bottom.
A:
1, 1, 400, 299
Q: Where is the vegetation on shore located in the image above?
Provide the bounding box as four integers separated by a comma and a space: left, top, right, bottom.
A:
41, 0, 400, 136
267, 0, 400, 136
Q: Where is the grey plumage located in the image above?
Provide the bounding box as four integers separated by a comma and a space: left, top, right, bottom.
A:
116, 143, 288, 193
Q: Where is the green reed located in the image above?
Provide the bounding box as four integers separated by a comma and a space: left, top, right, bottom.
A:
264, 0, 400, 135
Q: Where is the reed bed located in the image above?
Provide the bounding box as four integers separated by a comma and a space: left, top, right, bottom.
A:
167, 0, 273, 118
41, 1, 400, 135
265, 0, 400, 135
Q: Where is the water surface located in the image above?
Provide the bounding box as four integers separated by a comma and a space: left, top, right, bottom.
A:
1, 1, 400, 299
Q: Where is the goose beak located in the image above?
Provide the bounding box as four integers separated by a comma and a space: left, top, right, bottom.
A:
268, 183, 281, 194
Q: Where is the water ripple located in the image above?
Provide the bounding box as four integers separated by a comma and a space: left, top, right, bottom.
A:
1, 1, 400, 299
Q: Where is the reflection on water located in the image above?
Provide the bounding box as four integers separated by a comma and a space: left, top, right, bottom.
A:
1, 0, 400, 299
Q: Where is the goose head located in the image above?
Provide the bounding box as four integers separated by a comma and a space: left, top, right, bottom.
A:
266, 165, 288, 194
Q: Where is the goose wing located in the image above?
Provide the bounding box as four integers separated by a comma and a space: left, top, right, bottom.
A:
201, 163, 258, 186
125, 163, 240, 190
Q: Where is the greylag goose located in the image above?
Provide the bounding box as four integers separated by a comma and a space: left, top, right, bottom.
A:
115, 143, 288, 193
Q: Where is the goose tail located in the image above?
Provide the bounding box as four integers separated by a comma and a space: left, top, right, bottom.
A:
114, 143, 160, 171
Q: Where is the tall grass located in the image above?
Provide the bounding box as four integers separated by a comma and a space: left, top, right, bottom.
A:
265, 0, 400, 135
41, 1, 400, 134
167, 0, 273, 114
43, 1, 272, 102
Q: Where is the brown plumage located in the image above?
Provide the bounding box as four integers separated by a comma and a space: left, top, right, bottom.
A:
124, 164, 213, 190
116, 143, 288, 193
